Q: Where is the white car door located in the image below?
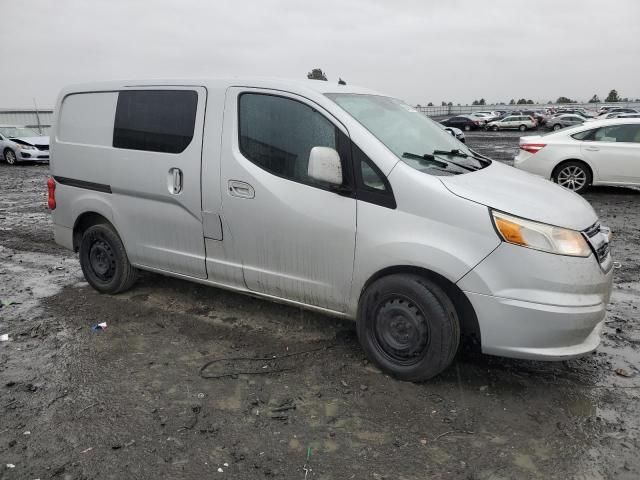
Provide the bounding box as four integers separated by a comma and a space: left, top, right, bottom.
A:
581, 124, 640, 184
220, 88, 357, 312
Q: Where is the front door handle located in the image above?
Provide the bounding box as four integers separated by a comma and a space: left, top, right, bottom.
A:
168, 168, 183, 194
585, 146, 600, 151
228, 180, 255, 199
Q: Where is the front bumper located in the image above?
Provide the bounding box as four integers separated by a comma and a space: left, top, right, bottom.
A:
18, 148, 50, 162
464, 292, 606, 359
458, 242, 613, 360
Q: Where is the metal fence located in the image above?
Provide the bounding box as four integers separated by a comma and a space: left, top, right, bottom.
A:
416, 102, 640, 118
0, 109, 54, 135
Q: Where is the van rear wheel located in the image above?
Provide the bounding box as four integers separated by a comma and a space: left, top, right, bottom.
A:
357, 274, 460, 382
79, 223, 138, 294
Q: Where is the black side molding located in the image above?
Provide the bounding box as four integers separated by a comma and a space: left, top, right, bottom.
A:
53, 176, 112, 194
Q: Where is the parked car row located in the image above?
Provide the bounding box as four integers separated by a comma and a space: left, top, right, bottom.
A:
0, 125, 50, 165
441, 106, 640, 134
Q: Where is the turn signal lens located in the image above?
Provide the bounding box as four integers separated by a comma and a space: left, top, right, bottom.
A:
492, 210, 591, 257
47, 177, 56, 210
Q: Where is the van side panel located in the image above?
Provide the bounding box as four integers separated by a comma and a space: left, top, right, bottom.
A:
52, 87, 208, 279
349, 162, 501, 317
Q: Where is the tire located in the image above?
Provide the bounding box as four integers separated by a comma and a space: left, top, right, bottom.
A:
464, 124, 471, 131
4, 149, 17, 165
552, 161, 592, 194
553, 123, 562, 131
356, 274, 460, 382
79, 223, 138, 294
491, 125, 499, 132
519, 124, 527, 131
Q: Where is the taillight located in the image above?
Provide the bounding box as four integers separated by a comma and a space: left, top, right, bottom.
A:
520, 143, 546, 154
47, 177, 56, 210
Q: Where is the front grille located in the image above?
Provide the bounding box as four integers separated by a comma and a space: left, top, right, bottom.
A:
35, 144, 49, 151
583, 222, 611, 269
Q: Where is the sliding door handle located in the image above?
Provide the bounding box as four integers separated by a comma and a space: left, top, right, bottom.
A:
168, 168, 183, 194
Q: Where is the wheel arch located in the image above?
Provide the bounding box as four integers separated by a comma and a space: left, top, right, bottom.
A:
358, 265, 481, 351
551, 158, 594, 183
3, 147, 16, 161
72, 212, 115, 252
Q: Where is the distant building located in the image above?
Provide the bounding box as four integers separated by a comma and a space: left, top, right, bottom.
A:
0, 109, 54, 135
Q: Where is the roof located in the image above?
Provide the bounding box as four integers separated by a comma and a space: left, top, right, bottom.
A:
57, 77, 388, 98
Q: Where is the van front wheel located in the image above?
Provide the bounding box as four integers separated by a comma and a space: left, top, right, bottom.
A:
357, 274, 460, 381
79, 223, 138, 294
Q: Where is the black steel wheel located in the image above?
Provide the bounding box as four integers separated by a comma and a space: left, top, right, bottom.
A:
357, 274, 460, 381
79, 223, 138, 294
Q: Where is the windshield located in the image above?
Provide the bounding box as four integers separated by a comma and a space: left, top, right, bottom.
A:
0, 127, 40, 138
326, 93, 489, 176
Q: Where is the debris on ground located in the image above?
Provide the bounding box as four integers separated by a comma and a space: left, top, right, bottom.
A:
615, 368, 633, 378
0, 333, 9, 342
91, 322, 108, 332
1, 299, 21, 308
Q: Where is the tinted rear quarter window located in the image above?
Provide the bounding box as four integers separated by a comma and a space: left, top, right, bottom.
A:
113, 90, 197, 153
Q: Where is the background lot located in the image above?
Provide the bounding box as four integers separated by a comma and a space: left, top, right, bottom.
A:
1, 131, 639, 479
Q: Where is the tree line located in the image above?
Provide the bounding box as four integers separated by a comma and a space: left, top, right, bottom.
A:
424, 89, 639, 107
306, 71, 638, 106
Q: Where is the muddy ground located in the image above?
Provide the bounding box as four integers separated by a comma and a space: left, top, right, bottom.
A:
1, 131, 639, 480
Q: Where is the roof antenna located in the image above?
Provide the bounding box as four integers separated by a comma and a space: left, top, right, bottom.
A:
338, 78, 347, 86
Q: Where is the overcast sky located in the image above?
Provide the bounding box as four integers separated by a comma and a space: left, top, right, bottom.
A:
2, 0, 639, 108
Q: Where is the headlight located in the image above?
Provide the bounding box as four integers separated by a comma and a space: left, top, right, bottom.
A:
17, 143, 37, 150
491, 210, 591, 257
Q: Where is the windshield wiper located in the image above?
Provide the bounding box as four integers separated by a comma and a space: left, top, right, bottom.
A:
430, 150, 479, 171
402, 152, 449, 169
433, 149, 492, 168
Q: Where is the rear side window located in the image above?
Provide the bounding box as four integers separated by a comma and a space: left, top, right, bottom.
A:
238, 93, 339, 185
113, 90, 197, 153
572, 129, 596, 141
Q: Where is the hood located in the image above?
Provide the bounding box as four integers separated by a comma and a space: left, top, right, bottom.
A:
11, 136, 49, 146
439, 161, 597, 231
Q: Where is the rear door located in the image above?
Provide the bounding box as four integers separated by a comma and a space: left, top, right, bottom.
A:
581, 124, 640, 184
109, 87, 207, 278
502, 116, 516, 129
565, 115, 584, 127
220, 88, 357, 312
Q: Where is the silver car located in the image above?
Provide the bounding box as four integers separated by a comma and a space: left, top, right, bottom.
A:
442, 125, 466, 143
48, 78, 613, 381
0, 125, 50, 165
546, 114, 586, 131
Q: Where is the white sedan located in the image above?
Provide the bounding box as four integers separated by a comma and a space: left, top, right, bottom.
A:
514, 118, 640, 193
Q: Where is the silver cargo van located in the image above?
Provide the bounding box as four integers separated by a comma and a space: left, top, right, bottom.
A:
49, 79, 613, 381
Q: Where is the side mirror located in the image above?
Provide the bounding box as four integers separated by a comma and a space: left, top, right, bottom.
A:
308, 147, 343, 186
